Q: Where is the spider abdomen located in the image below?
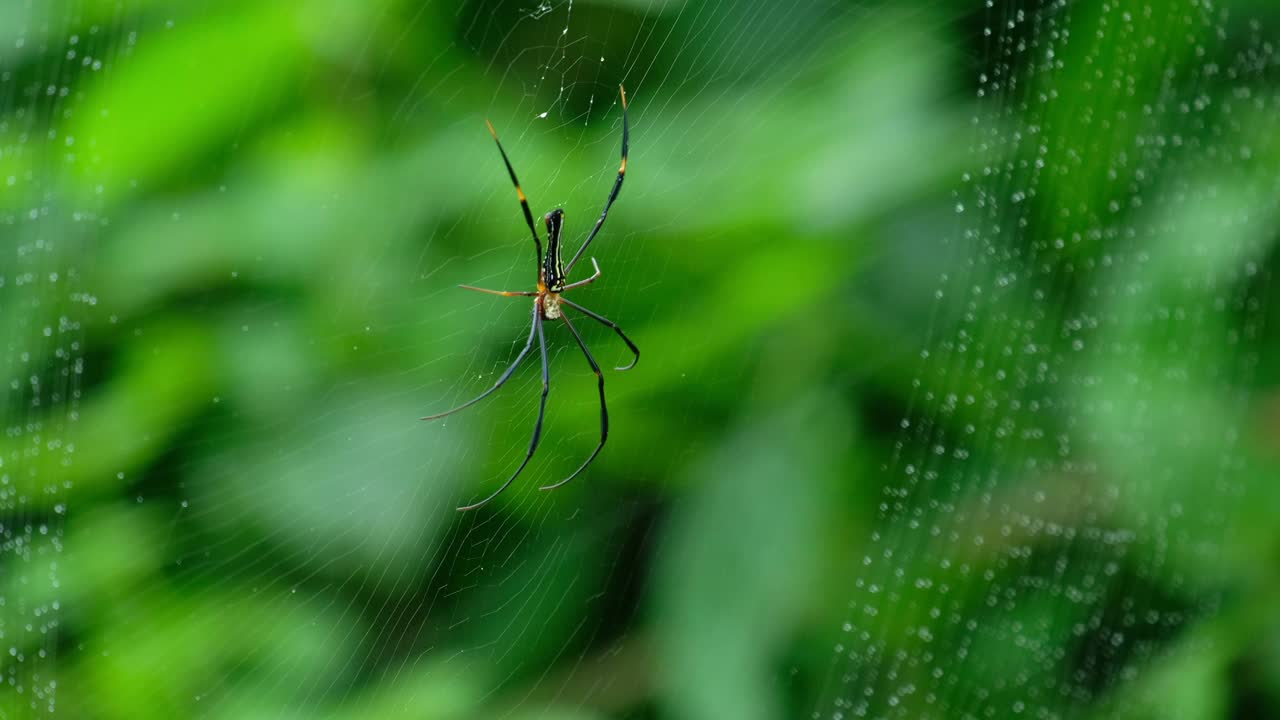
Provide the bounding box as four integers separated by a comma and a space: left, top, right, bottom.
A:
543, 208, 567, 290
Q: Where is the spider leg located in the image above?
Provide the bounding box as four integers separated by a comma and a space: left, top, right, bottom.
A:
541, 312, 607, 492
565, 86, 628, 275
559, 297, 639, 371
561, 258, 601, 291
486, 119, 544, 271
421, 303, 538, 421
458, 284, 537, 297
457, 310, 550, 512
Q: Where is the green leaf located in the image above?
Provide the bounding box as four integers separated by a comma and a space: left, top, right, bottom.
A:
655, 395, 846, 720
65, 5, 305, 202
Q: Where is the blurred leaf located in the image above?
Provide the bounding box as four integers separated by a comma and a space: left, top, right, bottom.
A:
7, 319, 215, 510
447, 513, 623, 685
1, 505, 164, 642
189, 386, 463, 593
93, 116, 489, 321
66, 4, 305, 202
1093, 615, 1236, 720
67, 583, 370, 719
655, 395, 846, 720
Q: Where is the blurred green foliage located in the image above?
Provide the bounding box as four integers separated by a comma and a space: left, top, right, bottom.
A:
2, 1, 1280, 719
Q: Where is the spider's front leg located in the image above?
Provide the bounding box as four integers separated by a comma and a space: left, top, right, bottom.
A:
559, 297, 640, 371
421, 303, 541, 422
540, 311, 607, 491
456, 309, 551, 512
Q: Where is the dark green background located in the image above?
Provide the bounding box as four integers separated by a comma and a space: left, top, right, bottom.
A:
2, 0, 1280, 718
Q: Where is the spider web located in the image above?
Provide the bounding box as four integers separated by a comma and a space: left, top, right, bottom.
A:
814, 3, 1280, 718
2, 1, 1280, 719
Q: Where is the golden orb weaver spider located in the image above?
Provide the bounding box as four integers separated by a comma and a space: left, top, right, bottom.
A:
424, 86, 638, 512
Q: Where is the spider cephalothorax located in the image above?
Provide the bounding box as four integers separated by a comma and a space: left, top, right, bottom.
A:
423, 86, 638, 512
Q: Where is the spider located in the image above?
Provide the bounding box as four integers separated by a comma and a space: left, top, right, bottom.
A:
424, 86, 639, 512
